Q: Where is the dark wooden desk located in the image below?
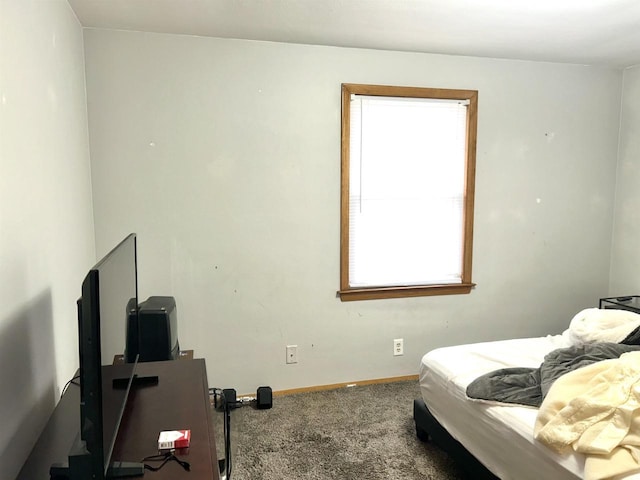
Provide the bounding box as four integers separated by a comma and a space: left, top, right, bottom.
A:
17, 359, 219, 480
113, 350, 194, 365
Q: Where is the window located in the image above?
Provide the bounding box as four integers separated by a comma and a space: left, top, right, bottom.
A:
339, 84, 478, 301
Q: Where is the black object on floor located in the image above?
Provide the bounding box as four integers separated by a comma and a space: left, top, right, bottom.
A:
413, 398, 498, 480
256, 386, 272, 409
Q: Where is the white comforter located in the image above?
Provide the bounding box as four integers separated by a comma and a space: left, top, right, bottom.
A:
535, 351, 640, 480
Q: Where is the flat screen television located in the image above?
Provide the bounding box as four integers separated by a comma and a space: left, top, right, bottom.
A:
50, 233, 151, 479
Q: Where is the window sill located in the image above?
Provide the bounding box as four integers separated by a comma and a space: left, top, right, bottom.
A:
338, 283, 475, 301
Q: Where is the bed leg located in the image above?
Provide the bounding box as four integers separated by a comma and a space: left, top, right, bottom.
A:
416, 426, 429, 442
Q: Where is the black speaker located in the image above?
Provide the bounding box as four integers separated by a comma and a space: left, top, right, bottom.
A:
256, 386, 272, 409
124, 298, 140, 363
222, 388, 237, 410
138, 296, 179, 362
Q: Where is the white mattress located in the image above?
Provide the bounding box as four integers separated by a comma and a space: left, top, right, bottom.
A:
419, 335, 640, 480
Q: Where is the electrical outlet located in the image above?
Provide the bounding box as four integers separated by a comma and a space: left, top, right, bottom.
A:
286, 345, 298, 364
393, 338, 404, 356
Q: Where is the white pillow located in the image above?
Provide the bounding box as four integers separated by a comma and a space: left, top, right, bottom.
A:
562, 308, 640, 345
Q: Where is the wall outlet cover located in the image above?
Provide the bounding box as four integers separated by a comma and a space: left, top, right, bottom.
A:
394, 338, 404, 356
286, 345, 298, 364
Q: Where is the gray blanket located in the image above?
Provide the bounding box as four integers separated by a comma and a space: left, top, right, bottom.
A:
466, 342, 640, 407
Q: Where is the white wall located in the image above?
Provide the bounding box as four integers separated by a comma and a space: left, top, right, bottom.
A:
0, 1, 94, 476
83, 29, 622, 394
610, 65, 640, 294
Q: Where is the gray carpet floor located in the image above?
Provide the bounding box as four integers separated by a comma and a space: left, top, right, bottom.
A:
213, 380, 466, 479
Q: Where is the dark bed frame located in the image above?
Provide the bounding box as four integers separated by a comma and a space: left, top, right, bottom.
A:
413, 398, 499, 480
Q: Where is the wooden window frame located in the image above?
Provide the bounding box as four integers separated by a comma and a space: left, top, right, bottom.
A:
339, 83, 478, 301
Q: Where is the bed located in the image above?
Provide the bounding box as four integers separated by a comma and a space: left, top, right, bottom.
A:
413, 308, 640, 480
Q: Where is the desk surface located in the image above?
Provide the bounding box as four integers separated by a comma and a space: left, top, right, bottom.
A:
113, 350, 194, 365
18, 359, 219, 480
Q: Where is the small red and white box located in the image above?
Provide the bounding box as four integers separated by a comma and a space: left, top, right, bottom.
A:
158, 429, 191, 450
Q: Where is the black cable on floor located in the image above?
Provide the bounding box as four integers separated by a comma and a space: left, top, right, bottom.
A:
223, 391, 232, 479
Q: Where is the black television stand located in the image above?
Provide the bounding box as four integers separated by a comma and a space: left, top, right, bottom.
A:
49, 432, 145, 479
19, 358, 219, 480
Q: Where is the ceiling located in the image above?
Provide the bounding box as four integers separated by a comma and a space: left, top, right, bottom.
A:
67, 0, 640, 69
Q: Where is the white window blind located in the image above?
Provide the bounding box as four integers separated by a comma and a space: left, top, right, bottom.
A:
348, 94, 469, 288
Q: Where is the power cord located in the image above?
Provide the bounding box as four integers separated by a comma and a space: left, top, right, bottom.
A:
208, 385, 271, 479
222, 390, 232, 480
141, 452, 190, 472
60, 374, 80, 399
210, 387, 233, 480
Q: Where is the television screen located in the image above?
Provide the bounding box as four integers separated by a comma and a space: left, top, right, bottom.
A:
93, 236, 138, 365
87, 233, 139, 475
51, 233, 144, 479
